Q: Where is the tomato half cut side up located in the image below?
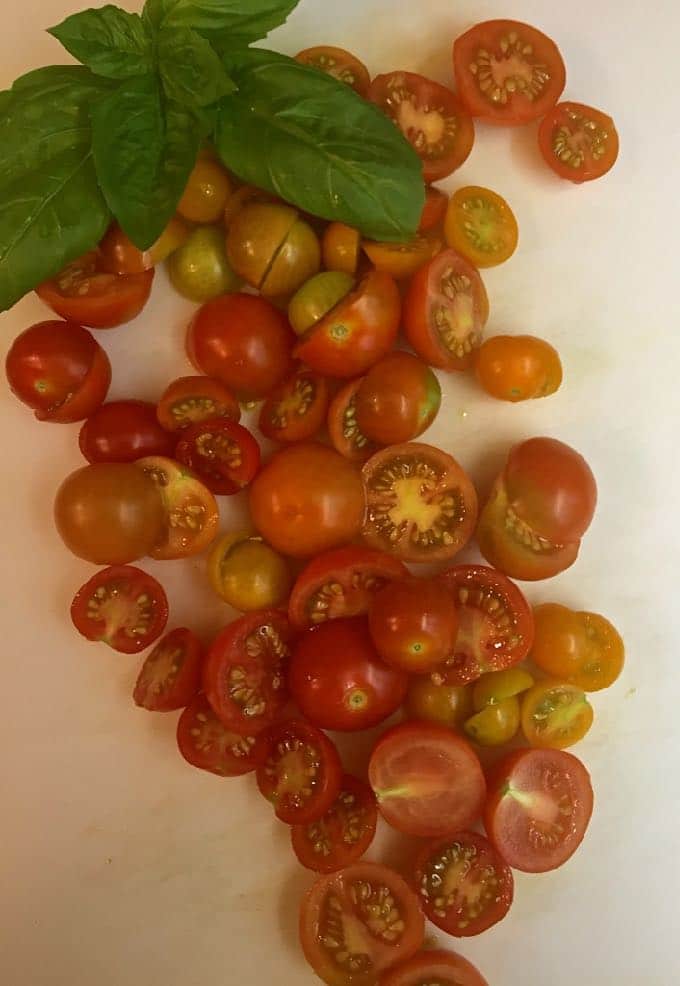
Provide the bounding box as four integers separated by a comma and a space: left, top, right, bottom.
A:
539, 102, 619, 183
379, 949, 489, 986
134, 456, 219, 560
484, 748, 594, 872
71, 565, 169, 654
453, 20, 566, 126
175, 419, 261, 496
445, 186, 519, 269
156, 376, 241, 433
291, 774, 378, 873
300, 862, 425, 986
295, 46, 371, 97
134, 627, 203, 712
327, 379, 379, 463
259, 366, 330, 444
177, 695, 261, 777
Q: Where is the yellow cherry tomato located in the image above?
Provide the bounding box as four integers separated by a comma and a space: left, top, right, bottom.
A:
464, 697, 520, 747
288, 271, 355, 336
208, 532, 292, 612
445, 185, 519, 268
521, 680, 594, 750
472, 667, 535, 711
178, 157, 232, 224
531, 603, 625, 692
405, 675, 473, 728
322, 222, 361, 275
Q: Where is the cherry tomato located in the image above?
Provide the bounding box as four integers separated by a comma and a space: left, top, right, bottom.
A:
291, 774, 378, 874
531, 603, 624, 692
177, 695, 260, 777
288, 272, 355, 336
227, 202, 320, 297
362, 443, 478, 564
521, 680, 594, 749
322, 222, 362, 275
435, 566, 534, 684
36, 251, 154, 328
368, 71, 474, 181
133, 627, 203, 711
224, 184, 279, 228
156, 376, 241, 433
362, 236, 441, 280
472, 667, 535, 709
404, 249, 489, 371
380, 949, 489, 986
167, 225, 240, 303
539, 102, 619, 183
79, 401, 175, 463
368, 578, 458, 673
249, 443, 365, 559
405, 677, 473, 728
187, 293, 295, 401
70, 565, 168, 654
464, 697, 520, 747
445, 186, 519, 268
300, 862, 425, 985
175, 418, 260, 496
453, 20, 566, 126
55, 463, 165, 565
368, 721, 486, 838
484, 748, 594, 872
289, 545, 408, 630
5, 319, 111, 423
177, 156, 232, 223
419, 186, 448, 233
327, 378, 378, 462
99, 218, 189, 274
289, 616, 408, 732
135, 456, 219, 560
355, 352, 441, 445
475, 334, 562, 401
295, 46, 371, 96
294, 270, 401, 378
259, 366, 330, 444
208, 533, 292, 612
255, 718, 342, 824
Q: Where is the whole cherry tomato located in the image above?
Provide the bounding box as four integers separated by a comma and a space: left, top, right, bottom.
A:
368, 577, 458, 673
355, 351, 441, 445
167, 226, 240, 303
531, 603, 625, 692
207, 532, 292, 612
79, 401, 175, 463
475, 335, 562, 402
321, 222, 361, 275
177, 155, 232, 223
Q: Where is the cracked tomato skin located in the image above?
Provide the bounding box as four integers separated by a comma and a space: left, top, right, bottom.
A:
70, 565, 168, 654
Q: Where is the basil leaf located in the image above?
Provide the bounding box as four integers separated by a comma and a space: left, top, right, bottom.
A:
0, 66, 111, 312
48, 6, 152, 80
143, 0, 298, 44
91, 74, 206, 251
215, 50, 424, 242
158, 24, 236, 106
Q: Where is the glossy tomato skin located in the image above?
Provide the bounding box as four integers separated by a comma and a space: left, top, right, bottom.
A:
322, 222, 362, 276
208, 532, 292, 612
259, 366, 330, 444
288, 272, 355, 337
167, 225, 240, 303
177, 695, 261, 777
177, 155, 232, 224
135, 456, 219, 560
156, 376, 241, 433
227, 202, 320, 297
379, 949, 489, 986
295, 46, 371, 96
327, 378, 378, 463
289, 617, 409, 732
475, 335, 562, 401
291, 774, 378, 873
368, 578, 458, 673
134, 627, 203, 711
71, 565, 168, 654
5, 320, 111, 423
539, 102, 619, 183
531, 603, 624, 692
99, 218, 189, 274
355, 352, 441, 445
175, 418, 261, 496
79, 401, 176, 463
405, 676, 473, 728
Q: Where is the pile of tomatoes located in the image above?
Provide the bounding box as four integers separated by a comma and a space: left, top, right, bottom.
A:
3, 18, 623, 986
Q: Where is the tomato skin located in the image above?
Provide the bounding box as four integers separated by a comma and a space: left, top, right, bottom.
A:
475, 335, 562, 401
288, 272, 355, 337
322, 222, 361, 275
227, 202, 320, 297
79, 401, 176, 464
157, 376, 241, 433
175, 418, 261, 496
177, 156, 232, 223
531, 603, 624, 692
289, 616, 409, 732
539, 102, 619, 183
5, 319, 111, 423
133, 627, 203, 711
259, 366, 330, 444
135, 456, 219, 561
445, 186, 519, 269
291, 774, 378, 873
99, 218, 189, 274
177, 695, 261, 777
71, 565, 169, 654
368, 578, 458, 673
208, 533, 292, 612
379, 949, 489, 986
327, 378, 378, 462
167, 225, 240, 303
405, 677, 473, 728
355, 352, 441, 445
464, 697, 521, 747
419, 186, 448, 233
295, 46, 371, 97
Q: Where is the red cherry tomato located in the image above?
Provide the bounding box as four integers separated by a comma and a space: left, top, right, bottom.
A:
175, 418, 261, 496
295, 45, 371, 97
99, 217, 189, 273
539, 102, 619, 183
327, 378, 378, 463
368, 578, 458, 673
291, 774, 378, 873
79, 400, 175, 463
70, 565, 168, 654
380, 949, 489, 986
177, 695, 260, 777
355, 352, 441, 446
259, 366, 330, 444
156, 376, 241, 433
419, 187, 449, 233
133, 627, 203, 711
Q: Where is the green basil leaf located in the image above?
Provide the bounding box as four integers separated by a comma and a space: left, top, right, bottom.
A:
215, 50, 424, 241
143, 0, 298, 44
158, 24, 236, 106
48, 6, 152, 80
0, 66, 111, 312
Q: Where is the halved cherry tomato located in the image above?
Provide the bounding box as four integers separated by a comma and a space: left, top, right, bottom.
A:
368, 578, 458, 673
368, 71, 475, 181
362, 443, 478, 564
295, 46, 371, 96
405, 677, 473, 729
453, 20, 566, 126
362, 236, 441, 280
445, 186, 518, 268
288, 272, 355, 336
380, 949, 489, 986
531, 603, 624, 692
475, 334, 562, 401
227, 202, 320, 297
203, 610, 292, 736
484, 748, 594, 872
464, 697, 520, 747
99, 218, 189, 274
327, 378, 378, 462
472, 667, 535, 709
157, 376, 241, 433
539, 102, 619, 183
436, 565, 534, 684
294, 270, 401, 378
255, 718, 342, 824
5, 319, 111, 423
521, 680, 594, 749
135, 456, 219, 560
70, 565, 168, 654
177, 156, 232, 223
36, 251, 154, 328
208, 532, 292, 612
413, 832, 513, 937
322, 222, 362, 275
259, 366, 330, 443
355, 352, 441, 445
177, 695, 260, 777
133, 627, 203, 711
404, 249, 489, 371
419, 187, 448, 233
79, 401, 176, 463
368, 721, 486, 838
291, 774, 378, 873
175, 418, 260, 496
300, 862, 425, 985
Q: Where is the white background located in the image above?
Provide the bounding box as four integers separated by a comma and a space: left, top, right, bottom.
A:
1, 2, 679, 984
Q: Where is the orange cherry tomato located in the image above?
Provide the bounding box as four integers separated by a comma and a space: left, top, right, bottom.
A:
322, 221, 362, 275
362, 236, 441, 280
295, 45, 371, 97
475, 335, 562, 401
177, 156, 232, 224
531, 603, 625, 692
521, 680, 594, 750
539, 102, 619, 183
445, 186, 518, 268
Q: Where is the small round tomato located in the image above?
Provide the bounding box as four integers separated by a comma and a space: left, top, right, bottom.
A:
300, 862, 425, 985
295, 46, 371, 96
380, 950, 489, 986
288, 272, 355, 336
362, 237, 441, 280
259, 366, 330, 444
135, 456, 219, 560
419, 186, 448, 233
79, 401, 175, 464
177, 695, 260, 777
175, 418, 260, 496
208, 533, 292, 612
472, 667, 535, 709
484, 748, 594, 872
156, 376, 241, 433
133, 627, 203, 711
203, 610, 292, 736
475, 334, 562, 401
249, 443, 365, 559
539, 102, 619, 183
368, 71, 474, 181
5, 319, 111, 423
291, 774, 378, 873
521, 680, 594, 749
224, 184, 279, 227
55, 463, 165, 565
368, 721, 486, 838
355, 352, 441, 445
368, 578, 458, 673
99, 218, 189, 274
227, 202, 320, 297
362, 443, 478, 564
453, 20, 566, 126
255, 718, 342, 824
36, 251, 154, 328
464, 698, 520, 747
177, 156, 232, 223
327, 378, 378, 462
289, 617, 408, 732
289, 546, 408, 630
71, 565, 168, 654
531, 603, 624, 692
187, 293, 295, 401
322, 222, 361, 275
167, 225, 240, 303
294, 270, 401, 378
405, 677, 472, 728
445, 186, 518, 268
404, 249, 489, 372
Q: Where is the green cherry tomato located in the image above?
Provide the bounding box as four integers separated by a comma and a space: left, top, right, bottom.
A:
464, 696, 520, 747
472, 667, 535, 711
288, 272, 355, 336
167, 226, 239, 302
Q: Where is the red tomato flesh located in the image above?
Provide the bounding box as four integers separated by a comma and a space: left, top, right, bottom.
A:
177, 694, 261, 777
291, 774, 378, 873
70, 565, 168, 654
175, 418, 261, 496
134, 627, 203, 711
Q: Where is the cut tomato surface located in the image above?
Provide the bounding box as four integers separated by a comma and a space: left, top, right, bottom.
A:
71, 565, 168, 654
292, 774, 378, 874
134, 627, 203, 711
177, 694, 261, 777
539, 102, 619, 183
